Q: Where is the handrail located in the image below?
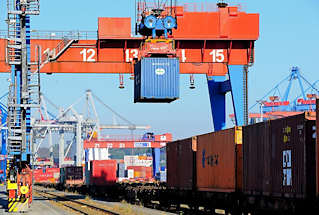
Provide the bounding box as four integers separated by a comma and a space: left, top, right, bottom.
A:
0, 30, 97, 40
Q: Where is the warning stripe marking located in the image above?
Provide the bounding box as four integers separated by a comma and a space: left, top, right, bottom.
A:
8, 198, 28, 212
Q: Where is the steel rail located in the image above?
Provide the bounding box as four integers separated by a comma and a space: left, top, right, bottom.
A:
34, 188, 119, 215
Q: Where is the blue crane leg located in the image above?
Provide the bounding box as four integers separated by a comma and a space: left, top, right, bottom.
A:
228, 65, 247, 126
0, 110, 7, 183
152, 148, 161, 179
207, 76, 227, 131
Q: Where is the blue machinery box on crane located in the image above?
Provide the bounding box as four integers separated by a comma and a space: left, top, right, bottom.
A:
134, 57, 180, 103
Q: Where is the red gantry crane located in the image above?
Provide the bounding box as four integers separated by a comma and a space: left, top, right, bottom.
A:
0, 0, 259, 131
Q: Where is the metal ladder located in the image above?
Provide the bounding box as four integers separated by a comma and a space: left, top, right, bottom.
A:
6, 0, 40, 156
28, 63, 41, 106
7, 81, 22, 154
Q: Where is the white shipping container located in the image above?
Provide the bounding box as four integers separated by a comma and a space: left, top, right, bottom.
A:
100, 148, 109, 160
88, 148, 94, 161
87, 148, 110, 161
124, 155, 152, 167
127, 169, 134, 179
124, 156, 138, 168
135, 159, 152, 167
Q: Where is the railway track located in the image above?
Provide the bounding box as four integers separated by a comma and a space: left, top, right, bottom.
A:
34, 188, 119, 215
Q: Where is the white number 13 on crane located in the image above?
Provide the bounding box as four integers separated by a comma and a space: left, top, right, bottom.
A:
210, 49, 225, 63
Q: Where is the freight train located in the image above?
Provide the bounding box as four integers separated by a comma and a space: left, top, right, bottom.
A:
34, 112, 319, 214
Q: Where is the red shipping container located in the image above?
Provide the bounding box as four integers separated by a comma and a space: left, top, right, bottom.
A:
166, 137, 197, 190
90, 160, 117, 186
33, 168, 60, 184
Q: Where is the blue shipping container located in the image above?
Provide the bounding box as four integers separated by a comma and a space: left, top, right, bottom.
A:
134, 57, 179, 103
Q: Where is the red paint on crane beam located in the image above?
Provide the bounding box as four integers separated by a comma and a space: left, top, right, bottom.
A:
264, 101, 290, 106
297, 99, 316, 105
98, 8, 259, 40
98, 18, 131, 39
0, 5, 259, 74
83, 140, 167, 149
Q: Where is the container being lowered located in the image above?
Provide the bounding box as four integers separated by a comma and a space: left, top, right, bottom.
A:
134, 57, 180, 103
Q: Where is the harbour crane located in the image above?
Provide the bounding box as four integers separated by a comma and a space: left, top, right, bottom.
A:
5, 0, 41, 212
239, 67, 319, 124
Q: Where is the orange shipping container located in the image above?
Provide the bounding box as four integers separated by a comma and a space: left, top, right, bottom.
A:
127, 166, 152, 179
196, 127, 242, 193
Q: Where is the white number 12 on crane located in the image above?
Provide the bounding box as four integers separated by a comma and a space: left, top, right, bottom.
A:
80, 49, 96, 62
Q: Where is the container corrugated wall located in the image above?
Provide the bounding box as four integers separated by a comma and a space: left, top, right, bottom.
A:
243, 113, 316, 199
196, 127, 242, 192
167, 137, 196, 190
134, 57, 179, 103
90, 160, 117, 186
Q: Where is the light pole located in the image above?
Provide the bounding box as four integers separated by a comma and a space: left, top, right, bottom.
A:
257, 100, 267, 122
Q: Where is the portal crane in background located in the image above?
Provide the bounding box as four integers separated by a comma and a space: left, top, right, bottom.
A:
32, 90, 151, 168
239, 67, 319, 124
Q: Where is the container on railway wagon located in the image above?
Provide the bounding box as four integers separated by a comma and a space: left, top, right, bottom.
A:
33, 169, 46, 183
166, 137, 197, 189
45, 168, 60, 183
90, 160, 117, 186
134, 57, 180, 103
33, 168, 60, 184
243, 113, 316, 198
60, 166, 84, 186
196, 127, 243, 192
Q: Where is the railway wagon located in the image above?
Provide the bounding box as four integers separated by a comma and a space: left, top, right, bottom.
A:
164, 137, 197, 206
59, 166, 84, 190
243, 113, 318, 213
85, 160, 119, 198
196, 127, 243, 212
164, 127, 242, 213
36, 111, 319, 214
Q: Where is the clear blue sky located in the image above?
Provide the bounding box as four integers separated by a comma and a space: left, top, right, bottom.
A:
0, 0, 319, 139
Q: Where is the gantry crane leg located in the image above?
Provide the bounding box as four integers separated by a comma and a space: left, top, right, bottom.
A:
207, 65, 248, 131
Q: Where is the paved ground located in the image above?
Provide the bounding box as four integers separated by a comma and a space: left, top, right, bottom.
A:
93, 198, 176, 215
0, 185, 70, 215
0, 185, 176, 215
